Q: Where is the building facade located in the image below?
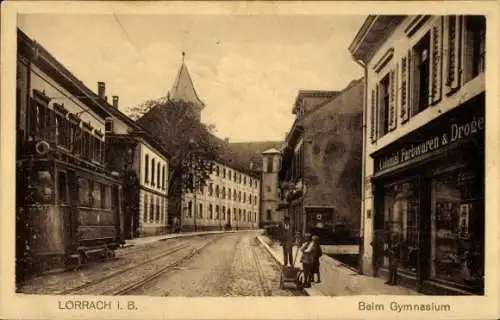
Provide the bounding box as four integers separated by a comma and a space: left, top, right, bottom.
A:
261, 148, 283, 224
279, 83, 364, 241
104, 95, 170, 238
181, 163, 261, 231
349, 15, 485, 294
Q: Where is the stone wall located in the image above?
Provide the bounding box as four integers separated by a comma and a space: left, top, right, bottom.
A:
302, 79, 364, 235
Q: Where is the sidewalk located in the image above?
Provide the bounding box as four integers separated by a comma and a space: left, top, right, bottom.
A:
124, 229, 262, 247
257, 235, 421, 296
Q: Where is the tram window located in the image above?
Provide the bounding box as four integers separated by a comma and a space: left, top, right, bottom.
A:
102, 185, 112, 209
35, 171, 54, 203
92, 182, 102, 208
78, 178, 90, 205
57, 171, 68, 204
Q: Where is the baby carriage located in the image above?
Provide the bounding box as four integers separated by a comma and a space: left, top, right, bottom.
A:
279, 245, 305, 289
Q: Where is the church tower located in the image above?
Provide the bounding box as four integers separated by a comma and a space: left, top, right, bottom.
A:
168, 52, 205, 121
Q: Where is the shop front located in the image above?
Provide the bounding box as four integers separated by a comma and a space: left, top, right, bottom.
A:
370, 94, 485, 295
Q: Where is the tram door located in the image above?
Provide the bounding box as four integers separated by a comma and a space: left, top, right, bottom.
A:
57, 170, 71, 253
67, 170, 78, 252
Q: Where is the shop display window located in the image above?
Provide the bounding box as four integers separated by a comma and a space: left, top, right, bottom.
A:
430, 168, 484, 288
383, 179, 420, 273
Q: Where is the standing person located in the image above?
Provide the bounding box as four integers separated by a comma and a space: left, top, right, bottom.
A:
300, 233, 314, 288
311, 235, 323, 283
173, 216, 180, 233
386, 233, 400, 285
280, 217, 294, 267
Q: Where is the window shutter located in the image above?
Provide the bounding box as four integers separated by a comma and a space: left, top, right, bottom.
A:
401, 51, 411, 123
388, 66, 397, 132
370, 88, 377, 143
429, 16, 443, 105
445, 15, 461, 92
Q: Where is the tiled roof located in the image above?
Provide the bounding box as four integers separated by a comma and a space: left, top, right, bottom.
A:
168, 62, 205, 108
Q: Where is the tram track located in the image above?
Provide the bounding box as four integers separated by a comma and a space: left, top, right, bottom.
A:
250, 237, 272, 296
115, 235, 222, 295
59, 241, 193, 295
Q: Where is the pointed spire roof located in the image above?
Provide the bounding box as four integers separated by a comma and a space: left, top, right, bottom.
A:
168, 52, 205, 109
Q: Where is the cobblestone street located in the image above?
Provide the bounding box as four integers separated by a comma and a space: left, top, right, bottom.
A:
18, 232, 303, 297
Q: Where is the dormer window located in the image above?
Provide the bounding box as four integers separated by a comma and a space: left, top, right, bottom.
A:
105, 119, 113, 133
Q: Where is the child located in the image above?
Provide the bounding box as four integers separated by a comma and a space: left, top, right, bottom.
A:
300, 233, 314, 288
311, 235, 323, 283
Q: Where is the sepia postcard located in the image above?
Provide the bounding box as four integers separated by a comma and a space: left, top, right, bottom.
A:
1, 1, 499, 319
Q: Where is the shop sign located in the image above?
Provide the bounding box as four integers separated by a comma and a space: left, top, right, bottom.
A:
376, 115, 484, 172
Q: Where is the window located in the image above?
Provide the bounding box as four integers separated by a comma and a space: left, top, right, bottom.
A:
145, 154, 149, 184
229, 170, 232, 180
209, 183, 213, 196
160, 198, 164, 223
105, 119, 113, 133
188, 201, 193, 218
382, 180, 420, 273
78, 178, 90, 206
157, 162, 161, 188
151, 158, 156, 186
267, 209, 271, 220
156, 197, 160, 221
378, 73, 391, 136
216, 165, 219, 176
238, 191, 241, 202
199, 184, 204, 194
222, 206, 226, 220
267, 157, 273, 173
233, 190, 237, 200
244, 176, 246, 184
144, 195, 148, 222
267, 185, 271, 192
55, 113, 70, 149
223, 168, 226, 178
222, 187, 226, 199
249, 194, 252, 204
150, 198, 154, 222
228, 188, 232, 200
199, 203, 203, 219
463, 16, 486, 82
92, 182, 102, 208
57, 171, 68, 204
243, 192, 246, 203
215, 185, 220, 198
162, 165, 166, 190
215, 205, 220, 219
430, 168, 484, 286
412, 32, 431, 115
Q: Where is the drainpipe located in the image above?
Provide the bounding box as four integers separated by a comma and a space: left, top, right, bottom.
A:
353, 58, 368, 275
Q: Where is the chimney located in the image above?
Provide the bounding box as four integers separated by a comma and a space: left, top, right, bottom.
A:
224, 137, 229, 144
97, 82, 106, 99
112, 96, 119, 108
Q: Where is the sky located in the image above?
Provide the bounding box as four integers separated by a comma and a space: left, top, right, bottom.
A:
18, 13, 366, 142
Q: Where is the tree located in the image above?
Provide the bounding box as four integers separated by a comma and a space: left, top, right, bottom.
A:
130, 98, 222, 199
